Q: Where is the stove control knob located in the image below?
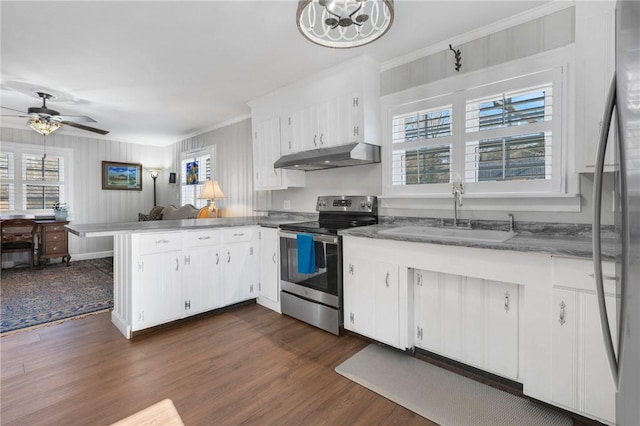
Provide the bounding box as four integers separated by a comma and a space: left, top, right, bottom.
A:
321, 201, 327, 207
360, 201, 365, 208
367, 201, 372, 208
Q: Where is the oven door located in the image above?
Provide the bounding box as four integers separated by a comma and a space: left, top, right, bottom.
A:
279, 231, 341, 308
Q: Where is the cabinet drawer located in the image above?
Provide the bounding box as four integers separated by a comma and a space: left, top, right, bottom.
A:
183, 229, 220, 247
45, 231, 66, 243
552, 256, 616, 294
45, 241, 68, 254
137, 232, 182, 255
46, 223, 67, 233
223, 227, 254, 243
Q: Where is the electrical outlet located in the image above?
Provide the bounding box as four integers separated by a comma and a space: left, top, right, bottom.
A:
283, 200, 291, 210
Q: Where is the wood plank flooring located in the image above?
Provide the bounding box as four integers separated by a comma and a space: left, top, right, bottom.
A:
1, 304, 435, 425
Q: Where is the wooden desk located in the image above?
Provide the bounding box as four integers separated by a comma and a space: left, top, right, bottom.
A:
37, 220, 71, 268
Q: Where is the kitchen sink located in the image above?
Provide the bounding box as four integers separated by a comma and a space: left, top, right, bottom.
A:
378, 225, 516, 243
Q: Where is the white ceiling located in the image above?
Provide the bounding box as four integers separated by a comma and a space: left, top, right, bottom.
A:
1, 0, 550, 146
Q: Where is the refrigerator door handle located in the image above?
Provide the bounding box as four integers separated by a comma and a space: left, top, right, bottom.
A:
592, 74, 620, 390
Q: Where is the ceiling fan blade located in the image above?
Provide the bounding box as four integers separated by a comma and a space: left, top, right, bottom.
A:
61, 120, 109, 135
0, 114, 30, 118
56, 115, 97, 123
1, 105, 28, 114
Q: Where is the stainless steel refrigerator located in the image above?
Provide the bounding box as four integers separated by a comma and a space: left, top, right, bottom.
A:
592, 1, 639, 425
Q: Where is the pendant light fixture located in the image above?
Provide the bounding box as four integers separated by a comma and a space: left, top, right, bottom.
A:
28, 117, 61, 135
296, 0, 394, 48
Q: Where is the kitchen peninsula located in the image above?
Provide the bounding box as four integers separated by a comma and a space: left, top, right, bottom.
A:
66, 217, 285, 339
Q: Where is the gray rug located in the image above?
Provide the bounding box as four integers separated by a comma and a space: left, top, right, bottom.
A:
335, 344, 571, 426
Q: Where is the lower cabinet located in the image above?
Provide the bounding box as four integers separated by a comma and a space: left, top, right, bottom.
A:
551, 256, 617, 425
117, 226, 259, 337
257, 227, 280, 310
222, 227, 259, 305
414, 269, 519, 381
182, 229, 224, 316
343, 253, 400, 348
132, 232, 183, 330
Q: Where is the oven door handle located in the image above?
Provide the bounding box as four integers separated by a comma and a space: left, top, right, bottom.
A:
279, 231, 338, 244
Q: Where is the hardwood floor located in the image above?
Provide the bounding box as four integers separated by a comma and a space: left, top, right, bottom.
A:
1, 304, 435, 426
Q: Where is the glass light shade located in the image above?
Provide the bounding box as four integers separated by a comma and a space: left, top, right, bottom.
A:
28, 118, 61, 135
296, 0, 394, 48
149, 169, 161, 178
198, 180, 226, 200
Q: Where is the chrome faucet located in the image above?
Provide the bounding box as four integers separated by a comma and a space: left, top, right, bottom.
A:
452, 175, 464, 227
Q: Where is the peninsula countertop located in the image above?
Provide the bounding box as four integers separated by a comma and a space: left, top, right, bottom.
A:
65, 216, 297, 238
339, 224, 619, 260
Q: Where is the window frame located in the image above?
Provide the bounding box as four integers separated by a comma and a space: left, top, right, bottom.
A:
382, 53, 568, 200
179, 147, 215, 208
0, 141, 73, 216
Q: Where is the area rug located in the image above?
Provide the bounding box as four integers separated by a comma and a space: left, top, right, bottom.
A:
335, 343, 572, 426
1, 257, 113, 334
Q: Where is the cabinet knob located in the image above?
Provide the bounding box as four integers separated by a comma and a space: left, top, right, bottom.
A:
313, 135, 318, 146
385, 272, 390, 287
227, 251, 231, 263
216, 253, 220, 265
504, 291, 510, 312
349, 264, 354, 274
272, 253, 276, 264
320, 133, 324, 145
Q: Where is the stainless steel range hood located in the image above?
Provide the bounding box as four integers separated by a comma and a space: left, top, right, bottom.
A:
273, 142, 381, 171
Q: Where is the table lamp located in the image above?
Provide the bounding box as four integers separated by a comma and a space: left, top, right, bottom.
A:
197, 180, 226, 218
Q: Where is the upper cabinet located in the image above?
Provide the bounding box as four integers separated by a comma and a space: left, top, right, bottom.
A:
249, 55, 380, 190
575, 0, 617, 172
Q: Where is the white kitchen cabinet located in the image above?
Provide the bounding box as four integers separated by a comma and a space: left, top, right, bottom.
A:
222, 227, 259, 305
253, 116, 283, 190
182, 229, 223, 316
344, 254, 401, 349
414, 269, 519, 381
575, 0, 617, 172
551, 256, 618, 425
257, 226, 280, 312
280, 109, 302, 156
132, 232, 183, 331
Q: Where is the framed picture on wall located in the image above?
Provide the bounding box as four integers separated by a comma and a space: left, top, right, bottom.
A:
169, 172, 177, 184
101, 161, 143, 190
186, 161, 199, 185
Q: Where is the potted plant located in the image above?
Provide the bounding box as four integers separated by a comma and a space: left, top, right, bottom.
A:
53, 202, 68, 221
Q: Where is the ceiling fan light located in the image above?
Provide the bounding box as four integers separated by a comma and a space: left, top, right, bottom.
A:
28, 118, 61, 135
296, 0, 394, 48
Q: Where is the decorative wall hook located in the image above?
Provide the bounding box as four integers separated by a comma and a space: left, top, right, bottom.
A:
449, 44, 462, 72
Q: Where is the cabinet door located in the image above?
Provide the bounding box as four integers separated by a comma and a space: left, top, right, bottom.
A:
258, 227, 279, 304
486, 281, 519, 380
414, 270, 441, 352
132, 251, 182, 330
575, 1, 616, 171
343, 256, 375, 337
182, 244, 223, 315
373, 262, 400, 347
551, 288, 579, 410
253, 116, 282, 190
224, 242, 257, 305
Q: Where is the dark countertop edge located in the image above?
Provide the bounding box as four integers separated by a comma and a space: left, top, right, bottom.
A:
339, 224, 618, 261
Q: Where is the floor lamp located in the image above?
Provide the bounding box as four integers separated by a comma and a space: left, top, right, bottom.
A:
149, 169, 160, 206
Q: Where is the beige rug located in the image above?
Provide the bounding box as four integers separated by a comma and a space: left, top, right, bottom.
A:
335, 344, 571, 426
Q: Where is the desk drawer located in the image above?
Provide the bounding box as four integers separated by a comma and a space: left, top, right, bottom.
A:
45, 241, 68, 254
45, 231, 66, 243
46, 223, 67, 233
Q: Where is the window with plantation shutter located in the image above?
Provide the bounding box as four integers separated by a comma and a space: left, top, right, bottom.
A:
464, 85, 553, 183
0, 143, 71, 213
180, 151, 212, 208
0, 153, 14, 210
391, 105, 453, 186
383, 66, 562, 196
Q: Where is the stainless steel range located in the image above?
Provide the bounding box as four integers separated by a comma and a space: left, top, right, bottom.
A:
279, 195, 378, 335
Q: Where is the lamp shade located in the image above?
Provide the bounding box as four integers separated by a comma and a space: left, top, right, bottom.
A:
198, 180, 226, 200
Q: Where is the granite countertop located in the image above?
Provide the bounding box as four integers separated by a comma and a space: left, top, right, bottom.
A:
339, 224, 619, 260
66, 216, 302, 238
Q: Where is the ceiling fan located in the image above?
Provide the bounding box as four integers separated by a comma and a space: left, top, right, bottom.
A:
1, 91, 109, 135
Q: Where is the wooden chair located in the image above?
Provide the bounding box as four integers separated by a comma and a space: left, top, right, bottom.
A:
1, 219, 39, 270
